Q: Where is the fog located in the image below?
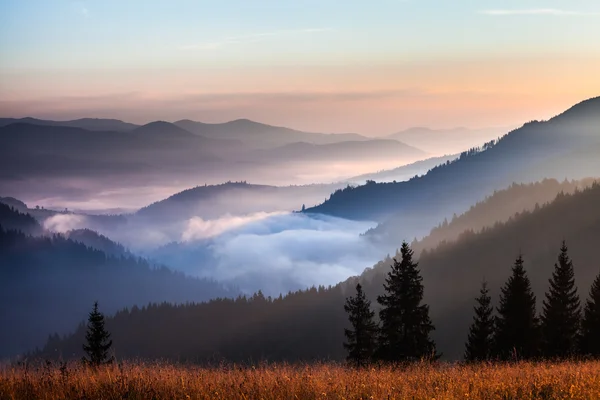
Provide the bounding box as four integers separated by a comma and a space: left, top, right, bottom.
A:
156, 212, 384, 295
181, 212, 287, 241
1, 157, 417, 213
58, 208, 387, 296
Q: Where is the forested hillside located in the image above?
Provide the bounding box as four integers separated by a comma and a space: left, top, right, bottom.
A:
0, 208, 237, 359
38, 183, 600, 362
307, 97, 600, 243
411, 178, 597, 253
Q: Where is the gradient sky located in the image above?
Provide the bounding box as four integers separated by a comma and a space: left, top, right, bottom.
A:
1, 0, 599, 134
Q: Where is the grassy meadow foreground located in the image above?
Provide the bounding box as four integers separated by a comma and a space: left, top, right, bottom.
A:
2, 361, 600, 399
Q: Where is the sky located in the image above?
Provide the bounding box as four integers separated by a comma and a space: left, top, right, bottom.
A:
1, 0, 600, 134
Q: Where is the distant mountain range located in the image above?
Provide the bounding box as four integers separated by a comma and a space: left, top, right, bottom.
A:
306, 97, 600, 243
247, 139, 426, 164
0, 116, 372, 148
174, 119, 370, 148
0, 116, 504, 152
0, 119, 426, 189
0, 117, 138, 132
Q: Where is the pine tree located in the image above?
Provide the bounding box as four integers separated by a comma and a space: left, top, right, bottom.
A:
343, 283, 378, 367
376, 241, 437, 362
82, 301, 113, 366
464, 281, 494, 362
540, 241, 581, 358
580, 272, 600, 357
493, 255, 540, 360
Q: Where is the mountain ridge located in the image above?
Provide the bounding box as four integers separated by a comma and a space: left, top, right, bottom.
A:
305, 97, 600, 243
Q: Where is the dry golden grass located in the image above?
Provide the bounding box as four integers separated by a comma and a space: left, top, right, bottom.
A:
1, 360, 600, 399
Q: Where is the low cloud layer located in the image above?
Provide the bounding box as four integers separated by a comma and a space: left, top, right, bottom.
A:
152, 212, 387, 295
43, 214, 87, 232
40, 207, 388, 297
182, 211, 286, 241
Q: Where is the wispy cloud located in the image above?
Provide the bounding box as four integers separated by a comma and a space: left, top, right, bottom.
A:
179, 28, 334, 51
480, 9, 600, 16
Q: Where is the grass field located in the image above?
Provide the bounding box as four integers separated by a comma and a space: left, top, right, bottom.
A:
1, 360, 600, 399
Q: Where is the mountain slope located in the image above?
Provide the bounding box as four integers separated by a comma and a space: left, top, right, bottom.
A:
0, 220, 237, 359
411, 178, 598, 254
37, 182, 600, 362
387, 126, 508, 155
0, 203, 42, 235
175, 118, 370, 148
135, 181, 345, 223
0, 117, 138, 132
347, 154, 459, 184
132, 121, 196, 138
251, 139, 426, 163
306, 97, 600, 240
0, 122, 223, 179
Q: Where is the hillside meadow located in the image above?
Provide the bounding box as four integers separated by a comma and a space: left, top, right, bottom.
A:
2, 360, 600, 399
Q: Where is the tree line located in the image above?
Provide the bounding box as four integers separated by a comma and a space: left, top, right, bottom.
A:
343, 241, 600, 366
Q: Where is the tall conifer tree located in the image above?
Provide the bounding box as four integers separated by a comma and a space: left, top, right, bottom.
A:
376, 241, 437, 362
464, 281, 494, 362
343, 283, 378, 367
540, 241, 581, 358
494, 255, 540, 360
580, 272, 600, 357
83, 301, 113, 366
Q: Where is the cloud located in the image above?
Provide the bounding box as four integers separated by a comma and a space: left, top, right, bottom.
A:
182, 211, 287, 241
165, 213, 386, 295
43, 214, 87, 233
479, 9, 600, 16
179, 28, 334, 51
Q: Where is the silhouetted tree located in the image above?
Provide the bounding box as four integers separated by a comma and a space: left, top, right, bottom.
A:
540, 241, 581, 358
580, 272, 600, 357
343, 283, 377, 367
83, 302, 113, 366
464, 281, 494, 362
376, 242, 437, 362
493, 255, 540, 360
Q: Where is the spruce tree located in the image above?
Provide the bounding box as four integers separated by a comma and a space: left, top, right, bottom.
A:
83, 301, 113, 366
343, 283, 378, 367
494, 255, 540, 360
580, 272, 600, 357
464, 281, 494, 362
376, 241, 436, 362
540, 241, 581, 358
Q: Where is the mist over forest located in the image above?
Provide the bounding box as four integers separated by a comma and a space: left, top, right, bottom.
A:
1, 96, 599, 363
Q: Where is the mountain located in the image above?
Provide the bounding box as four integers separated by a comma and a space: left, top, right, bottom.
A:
135, 181, 345, 223
37, 182, 600, 362
0, 203, 42, 235
250, 140, 427, 164
0, 117, 138, 132
411, 178, 598, 254
64, 228, 131, 258
0, 204, 238, 359
306, 97, 600, 241
0, 197, 28, 213
175, 119, 370, 148
387, 126, 508, 155
132, 121, 196, 138
347, 154, 458, 184
0, 122, 223, 179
